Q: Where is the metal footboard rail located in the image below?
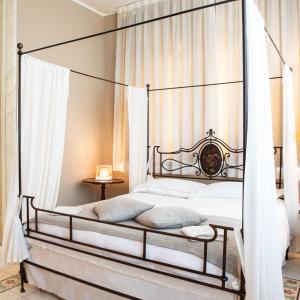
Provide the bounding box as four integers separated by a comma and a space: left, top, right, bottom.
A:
22, 195, 245, 298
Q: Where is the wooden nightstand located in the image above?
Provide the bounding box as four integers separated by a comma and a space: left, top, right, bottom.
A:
83, 178, 124, 200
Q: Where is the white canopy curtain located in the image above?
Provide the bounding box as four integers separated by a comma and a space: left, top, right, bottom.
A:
2, 55, 70, 264
283, 64, 300, 252
128, 86, 148, 191
113, 0, 300, 175
0, 0, 17, 241
113, 0, 244, 174
244, 0, 284, 299
255, 0, 300, 160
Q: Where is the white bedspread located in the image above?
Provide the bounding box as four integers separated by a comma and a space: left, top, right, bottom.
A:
27, 192, 290, 282
125, 192, 290, 264
25, 191, 290, 300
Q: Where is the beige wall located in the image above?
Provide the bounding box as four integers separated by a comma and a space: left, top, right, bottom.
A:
17, 0, 125, 205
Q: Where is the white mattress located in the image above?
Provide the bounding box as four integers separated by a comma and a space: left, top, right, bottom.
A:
27, 191, 290, 289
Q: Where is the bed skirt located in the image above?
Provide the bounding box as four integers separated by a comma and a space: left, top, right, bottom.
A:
25, 239, 238, 300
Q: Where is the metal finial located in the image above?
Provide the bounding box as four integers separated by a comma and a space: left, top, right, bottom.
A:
146, 84, 150, 89
17, 43, 23, 55
206, 129, 215, 136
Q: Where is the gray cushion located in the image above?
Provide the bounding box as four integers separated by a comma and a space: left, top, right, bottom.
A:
135, 206, 207, 229
94, 197, 154, 222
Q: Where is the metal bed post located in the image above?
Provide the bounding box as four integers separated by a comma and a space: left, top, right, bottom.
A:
146, 84, 150, 166
279, 147, 283, 189
17, 43, 23, 217
242, 0, 248, 230
17, 42, 27, 293
240, 0, 248, 299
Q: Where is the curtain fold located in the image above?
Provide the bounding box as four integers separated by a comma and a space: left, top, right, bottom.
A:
2, 55, 70, 264
283, 64, 300, 252
128, 86, 148, 191
244, 0, 284, 299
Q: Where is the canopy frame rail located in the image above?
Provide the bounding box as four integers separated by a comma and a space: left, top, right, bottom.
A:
22, 0, 239, 55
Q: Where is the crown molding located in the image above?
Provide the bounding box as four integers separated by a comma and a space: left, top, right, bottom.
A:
71, 0, 116, 17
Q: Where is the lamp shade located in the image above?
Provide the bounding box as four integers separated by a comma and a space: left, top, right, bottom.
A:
96, 165, 112, 181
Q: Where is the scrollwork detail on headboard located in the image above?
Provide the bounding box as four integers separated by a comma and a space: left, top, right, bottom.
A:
152, 129, 244, 179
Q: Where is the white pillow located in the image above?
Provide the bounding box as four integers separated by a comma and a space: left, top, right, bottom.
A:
133, 178, 207, 198
193, 182, 284, 200
196, 182, 243, 199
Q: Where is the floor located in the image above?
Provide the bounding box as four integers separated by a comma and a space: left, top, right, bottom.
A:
0, 254, 299, 299
283, 253, 300, 280
0, 264, 60, 300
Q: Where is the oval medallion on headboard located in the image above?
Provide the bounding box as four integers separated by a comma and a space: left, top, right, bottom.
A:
199, 143, 223, 176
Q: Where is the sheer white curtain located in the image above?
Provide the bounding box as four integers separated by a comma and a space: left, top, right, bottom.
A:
128, 86, 148, 191
0, 0, 17, 241
113, 0, 243, 174
113, 0, 300, 182
253, 0, 300, 254
283, 65, 300, 252
2, 55, 70, 264
255, 0, 300, 159
20, 55, 70, 210
244, 1, 284, 299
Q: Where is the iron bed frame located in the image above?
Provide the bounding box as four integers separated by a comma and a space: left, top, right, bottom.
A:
15, 0, 288, 299
20, 129, 283, 300
20, 136, 283, 300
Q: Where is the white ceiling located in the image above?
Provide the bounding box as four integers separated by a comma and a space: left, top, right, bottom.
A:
72, 0, 138, 16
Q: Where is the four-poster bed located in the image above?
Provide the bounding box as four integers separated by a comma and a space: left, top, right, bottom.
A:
14, 0, 291, 299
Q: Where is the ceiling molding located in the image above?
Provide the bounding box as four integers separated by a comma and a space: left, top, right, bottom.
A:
71, 0, 116, 17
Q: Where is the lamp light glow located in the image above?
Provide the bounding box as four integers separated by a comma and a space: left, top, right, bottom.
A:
96, 165, 112, 181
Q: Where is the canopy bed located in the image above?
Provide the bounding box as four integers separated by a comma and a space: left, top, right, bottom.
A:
2, 0, 298, 299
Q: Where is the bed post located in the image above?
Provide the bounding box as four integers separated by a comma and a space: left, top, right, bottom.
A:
17, 42, 27, 293
242, 0, 248, 229
146, 84, 150, 170
279, 147, 283, 189
240, 0, 248, 299
17, 43, 23, 221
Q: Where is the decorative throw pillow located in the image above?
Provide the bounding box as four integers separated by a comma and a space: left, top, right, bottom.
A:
135, 206, 207, 229
94, 197, 154, 222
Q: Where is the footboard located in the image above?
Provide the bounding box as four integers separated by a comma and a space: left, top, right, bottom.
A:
22, 195, 245, 299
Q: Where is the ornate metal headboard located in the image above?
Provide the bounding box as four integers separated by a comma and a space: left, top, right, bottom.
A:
151, 129, 283, 187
